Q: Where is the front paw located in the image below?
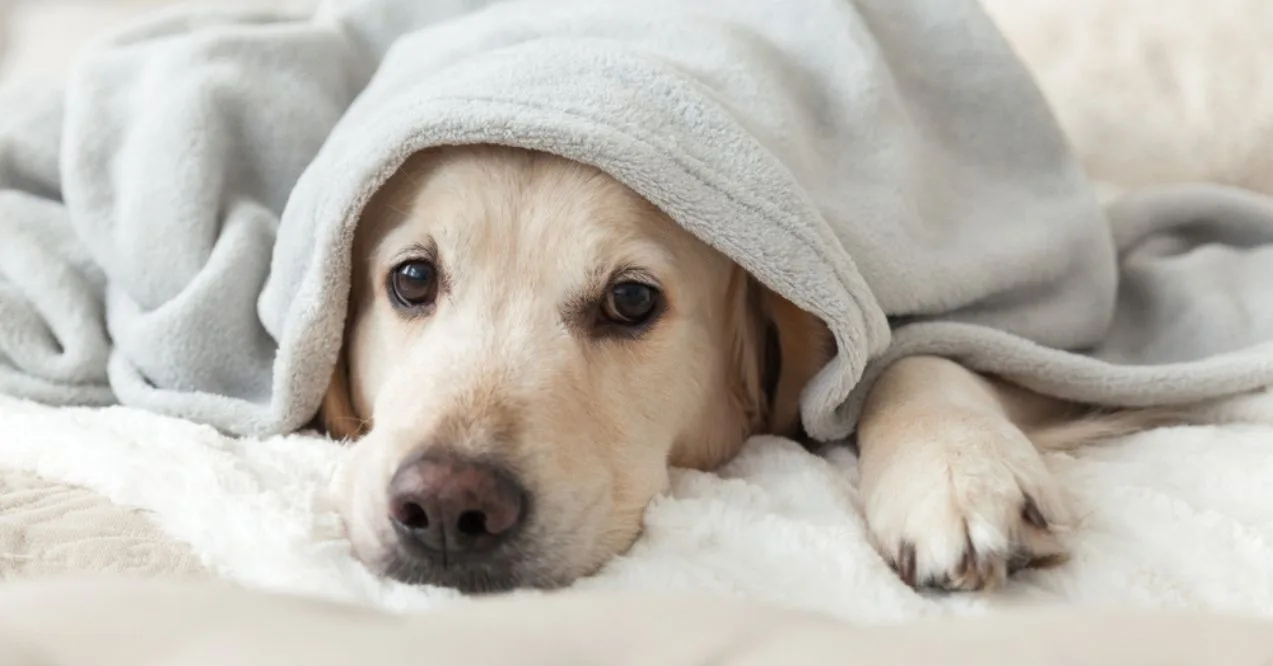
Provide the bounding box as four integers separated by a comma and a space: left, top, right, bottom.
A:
861, 414, 1070, 591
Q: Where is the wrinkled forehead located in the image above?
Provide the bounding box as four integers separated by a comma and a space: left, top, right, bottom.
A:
360, 146, 699, 290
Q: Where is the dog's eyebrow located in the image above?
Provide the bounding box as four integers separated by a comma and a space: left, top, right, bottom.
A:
614, 266, 660, 287
389, 239, 437, 264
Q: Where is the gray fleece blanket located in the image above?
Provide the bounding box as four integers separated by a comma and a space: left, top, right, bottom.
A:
3, 0, 1273, 441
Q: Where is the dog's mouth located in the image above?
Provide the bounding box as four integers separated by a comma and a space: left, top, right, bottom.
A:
377, 539, 564, 594
380, 553, 522, 594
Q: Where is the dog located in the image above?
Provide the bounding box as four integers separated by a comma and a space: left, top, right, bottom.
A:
321, 144, 1191, 593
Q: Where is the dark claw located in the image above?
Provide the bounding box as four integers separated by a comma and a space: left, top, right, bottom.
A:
955, 528, 977, 579
1007, 548, 1034, 574
955, 550, 974, 580
1029, 551, 1070, 570
896, 542, 917, 588
1022, 495, 1048, 529
922, 576, 943, 589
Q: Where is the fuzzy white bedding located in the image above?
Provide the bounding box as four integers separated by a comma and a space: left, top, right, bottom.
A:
4, 392, 1273, 621
2, 0, 1273, 622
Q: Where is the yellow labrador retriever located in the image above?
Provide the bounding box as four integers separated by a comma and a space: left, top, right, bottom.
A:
322, 144, 1166, 593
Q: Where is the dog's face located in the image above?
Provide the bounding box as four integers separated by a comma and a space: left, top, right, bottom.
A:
324, 145, 830, 592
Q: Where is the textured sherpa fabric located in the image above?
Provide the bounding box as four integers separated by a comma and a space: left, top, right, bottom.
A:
2, 0, 1273, 439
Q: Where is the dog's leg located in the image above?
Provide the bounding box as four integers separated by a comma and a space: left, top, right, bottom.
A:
857, 355, 1070, 591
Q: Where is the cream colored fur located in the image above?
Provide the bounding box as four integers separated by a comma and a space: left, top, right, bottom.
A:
327, 146, 827, 590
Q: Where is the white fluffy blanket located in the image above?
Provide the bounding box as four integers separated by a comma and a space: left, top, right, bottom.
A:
3, 393, 1273, 620
3, 0, 1273, 622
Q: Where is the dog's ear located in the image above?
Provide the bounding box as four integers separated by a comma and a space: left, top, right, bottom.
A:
756, 288, 833, 438
722, 268, 771, 437
669, 266, 769, 470
721, 269, 833, 439
319, 349, 367, 441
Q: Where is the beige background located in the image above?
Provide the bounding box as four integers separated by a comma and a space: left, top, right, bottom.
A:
0, 0, 315, 81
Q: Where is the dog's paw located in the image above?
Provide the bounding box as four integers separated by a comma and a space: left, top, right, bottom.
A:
860, 411, 1070, 592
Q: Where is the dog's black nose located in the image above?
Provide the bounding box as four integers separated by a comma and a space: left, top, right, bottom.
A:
387, 455, 526, 560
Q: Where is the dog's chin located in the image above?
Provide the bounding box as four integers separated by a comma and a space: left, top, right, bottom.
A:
376, 552, 550, 594
371, 539, 588, 594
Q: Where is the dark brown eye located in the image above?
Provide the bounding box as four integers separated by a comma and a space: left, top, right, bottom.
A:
389, 260, 439, 309
602, 281, 660, 325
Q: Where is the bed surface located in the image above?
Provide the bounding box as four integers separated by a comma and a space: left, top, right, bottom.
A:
0, 468, 203, 581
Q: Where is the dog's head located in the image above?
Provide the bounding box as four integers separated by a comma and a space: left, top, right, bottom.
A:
323, 145, 831, 592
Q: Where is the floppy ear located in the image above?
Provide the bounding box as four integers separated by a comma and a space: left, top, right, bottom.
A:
720, 268, 834, 440
756, 287, 834, 439
319, 349, 367, 441
656, 266, 836, 470
670, 266, 770, 470
721, 267, 771, 437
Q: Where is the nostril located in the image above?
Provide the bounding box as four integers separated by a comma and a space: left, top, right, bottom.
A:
456, 510, 487, 536
393, 500, 430, 530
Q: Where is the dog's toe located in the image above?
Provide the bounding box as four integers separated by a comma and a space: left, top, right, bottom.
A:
881, 496, 1067, 592
863, 414, 1071, 592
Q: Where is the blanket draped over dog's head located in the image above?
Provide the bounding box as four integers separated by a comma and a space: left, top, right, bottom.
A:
3, 0, 1273, 440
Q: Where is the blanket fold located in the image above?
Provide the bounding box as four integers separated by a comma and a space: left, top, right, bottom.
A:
2, 0, 1273, 439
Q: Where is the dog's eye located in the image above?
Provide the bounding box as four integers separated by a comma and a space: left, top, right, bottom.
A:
389, 260, 439, 309
602, 282, 659, 325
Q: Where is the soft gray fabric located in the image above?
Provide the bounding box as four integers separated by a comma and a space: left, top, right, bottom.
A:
2, 0, 1273, 439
